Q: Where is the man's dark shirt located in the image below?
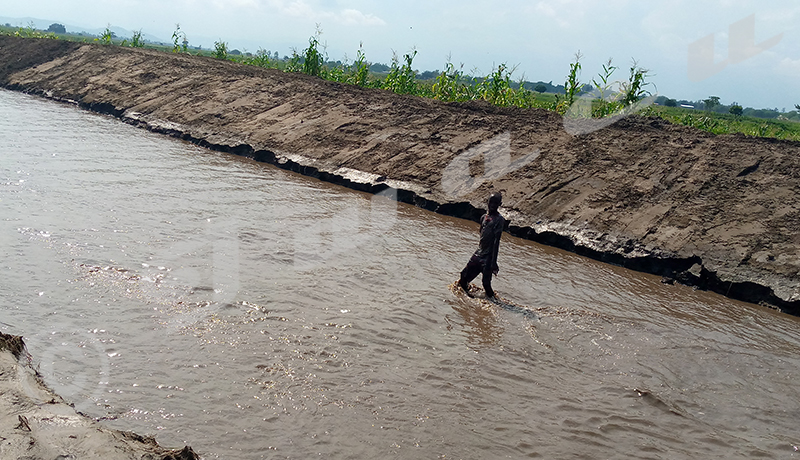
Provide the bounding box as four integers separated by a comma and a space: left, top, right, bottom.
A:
473, 212, 505, 268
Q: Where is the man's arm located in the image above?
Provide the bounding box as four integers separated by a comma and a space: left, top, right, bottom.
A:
489, 222, 503, 275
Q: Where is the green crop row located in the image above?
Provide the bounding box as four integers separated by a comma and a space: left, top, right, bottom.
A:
641, 106, 800, 141
2, 24, 797, 141
225, 29, 566, 111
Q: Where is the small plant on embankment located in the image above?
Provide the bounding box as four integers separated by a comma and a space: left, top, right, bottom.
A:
555, 51, 583, 114
382, 50, 418, 95
591, 59, 618, 117
171, 24, 188, 53
98, 26, 114, 45
213, 40, 228, 60
430, 62, 468, 102
241, 48, 273, 67
476, 63, 514, 106
130, 29, 144, 48
345, 43, 371, 87
301, 28, 325, 77
621, 61, 651, 106
285, 25, 328, 77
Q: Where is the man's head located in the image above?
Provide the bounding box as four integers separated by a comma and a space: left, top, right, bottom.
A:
488, 192, 502, 213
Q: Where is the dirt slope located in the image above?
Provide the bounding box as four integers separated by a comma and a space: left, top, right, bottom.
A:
1, 36, 798, 313
0, 332, 197, 459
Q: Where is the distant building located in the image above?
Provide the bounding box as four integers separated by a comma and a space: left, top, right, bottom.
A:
680, 104, 695, 109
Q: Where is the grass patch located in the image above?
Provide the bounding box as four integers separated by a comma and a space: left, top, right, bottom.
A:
642, 106, 800, 141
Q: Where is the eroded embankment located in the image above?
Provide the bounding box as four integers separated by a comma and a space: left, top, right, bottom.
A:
1, 35, 798, 314
0, 331, 197, 459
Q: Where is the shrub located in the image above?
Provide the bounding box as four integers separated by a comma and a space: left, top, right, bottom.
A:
383, 50, 418, 95
98, 27, 114, 45
130, 29, 144, 48
172, 24, 188, 53
302, 26, 325, 77
213, 40, 228, 60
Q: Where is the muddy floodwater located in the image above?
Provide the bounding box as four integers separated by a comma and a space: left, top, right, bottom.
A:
2, 89, 800, 459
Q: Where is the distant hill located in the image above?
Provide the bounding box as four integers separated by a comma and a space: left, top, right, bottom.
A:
0, 16, 164, 43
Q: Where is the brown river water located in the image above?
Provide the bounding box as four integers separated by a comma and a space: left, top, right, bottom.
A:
2, 89, 800, 459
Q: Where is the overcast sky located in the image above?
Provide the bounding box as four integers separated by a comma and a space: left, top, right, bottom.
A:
2, 0, 798, 110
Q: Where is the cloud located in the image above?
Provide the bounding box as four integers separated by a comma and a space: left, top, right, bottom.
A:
210, 0, 259, 7
330, 8, 385, 26
776, 56, 800, 75
532, 1, 570, 28
264, 0, 385, 26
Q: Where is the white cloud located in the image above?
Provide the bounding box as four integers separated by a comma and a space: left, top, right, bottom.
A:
264, 0, 314, 16
532, 1, 569, 28
262, 0, 384, 26
329, 8, 385, 26
776, 56, 800, 75
210, 0, 258, 7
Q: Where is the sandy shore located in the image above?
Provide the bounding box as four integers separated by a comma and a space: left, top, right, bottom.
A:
0, 332, 197, 460
0, 36, 798, 314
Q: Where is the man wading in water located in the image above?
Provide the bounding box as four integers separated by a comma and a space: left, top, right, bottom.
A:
459, 192, 505, 298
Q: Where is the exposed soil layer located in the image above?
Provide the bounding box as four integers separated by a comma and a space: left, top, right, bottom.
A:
2, 36, 798, 314
0, 332, 197, 459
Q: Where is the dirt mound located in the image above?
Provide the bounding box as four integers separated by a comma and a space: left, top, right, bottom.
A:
0, 36, 81, 84
1, 35, 798, 314
0, 331, 198, 459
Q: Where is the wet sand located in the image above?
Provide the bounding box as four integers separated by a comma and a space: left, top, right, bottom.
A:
0, 332, 196, 459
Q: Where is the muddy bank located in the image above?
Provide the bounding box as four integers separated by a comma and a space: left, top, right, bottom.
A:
0, 332, 197, 459
1, 36, 798, 314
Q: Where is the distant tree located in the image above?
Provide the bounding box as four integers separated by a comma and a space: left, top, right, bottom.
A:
230, 49, 241, 55
795, 104, 800, 111
664, 98, 677, 107
729, 104, 743, 116
747, 108, 779, 119
47, 23, 66, 34
534, 84, 547, 93
417, 70, 438, 80
370, 63, 390, 72
703, 96, 721, 112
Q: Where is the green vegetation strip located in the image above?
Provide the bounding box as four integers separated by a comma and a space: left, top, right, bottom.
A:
2, 23, 798, 141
